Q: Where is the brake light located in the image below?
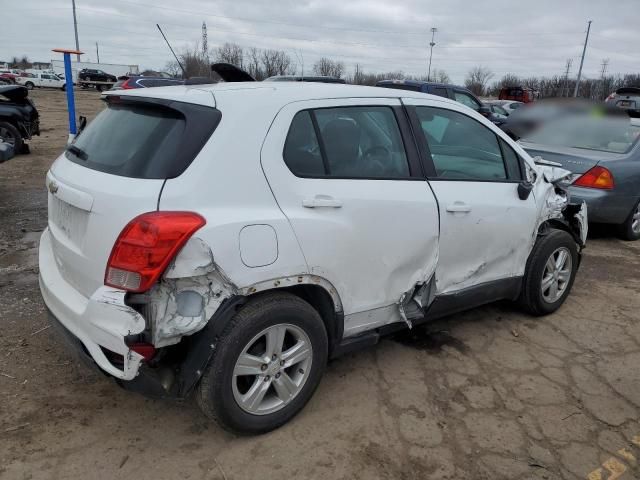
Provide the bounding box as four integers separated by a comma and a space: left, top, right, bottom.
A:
121, 78, 134, 89
605, 92, 617, 102
573, 166, 614, 190
105, 211, 206, 292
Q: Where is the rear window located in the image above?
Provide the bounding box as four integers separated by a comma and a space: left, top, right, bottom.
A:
65, 98, 221, 179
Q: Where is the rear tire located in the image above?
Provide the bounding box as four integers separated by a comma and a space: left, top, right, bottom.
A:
0, 122, 23, 155
619, 200, 640, 241
197, 292, 328, 435
518, 229, 579, 316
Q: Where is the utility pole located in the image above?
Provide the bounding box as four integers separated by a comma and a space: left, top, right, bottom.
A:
202, 21, 209, 76
95, 42, 100, 64
71, 0, 80, 62
427, 27, 437, 82
562, 58, 573, 97
573, 20, 592, 98
599, 58, 609, 99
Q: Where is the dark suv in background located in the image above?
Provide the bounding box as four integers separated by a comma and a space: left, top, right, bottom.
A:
376, 80, 506, 125
78, 69, 117, 83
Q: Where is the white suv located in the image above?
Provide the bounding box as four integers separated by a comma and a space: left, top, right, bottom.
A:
39, 82, 587, 434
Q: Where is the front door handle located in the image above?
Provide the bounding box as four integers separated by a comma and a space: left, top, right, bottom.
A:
446, 202, 472, 213
302, 195, 343, 208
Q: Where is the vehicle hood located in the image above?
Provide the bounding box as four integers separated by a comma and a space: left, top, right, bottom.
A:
0, 85, 29, 103
519, 141, 622, 174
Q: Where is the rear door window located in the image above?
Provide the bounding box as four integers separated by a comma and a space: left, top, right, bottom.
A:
65, 99, 221, 179
283, 106, 410, 179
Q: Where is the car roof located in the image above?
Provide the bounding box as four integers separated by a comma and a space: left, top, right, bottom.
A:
104, 81, 462, 109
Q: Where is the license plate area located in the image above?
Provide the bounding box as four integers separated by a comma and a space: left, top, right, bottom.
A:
49, 195, 89, 245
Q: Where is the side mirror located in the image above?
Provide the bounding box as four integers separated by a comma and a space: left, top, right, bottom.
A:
517, 181, 533, 200
78, 116, 87, 135
478, 106, 492, 117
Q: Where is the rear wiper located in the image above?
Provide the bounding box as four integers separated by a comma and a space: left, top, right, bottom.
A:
66, 144, 88, 161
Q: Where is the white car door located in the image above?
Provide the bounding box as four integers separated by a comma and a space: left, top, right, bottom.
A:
261, 98, 440, 335
403, 97, 538, 295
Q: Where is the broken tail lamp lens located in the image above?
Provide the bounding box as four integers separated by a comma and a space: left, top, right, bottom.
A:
573, 166, 615, 190
105, 211, 206, 293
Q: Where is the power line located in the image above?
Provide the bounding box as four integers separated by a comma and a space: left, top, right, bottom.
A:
562, 58, 573, 97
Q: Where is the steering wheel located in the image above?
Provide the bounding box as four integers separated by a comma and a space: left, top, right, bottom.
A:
363, 145, 392, 175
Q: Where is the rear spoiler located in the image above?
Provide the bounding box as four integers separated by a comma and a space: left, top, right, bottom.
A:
211, 63, 256, 82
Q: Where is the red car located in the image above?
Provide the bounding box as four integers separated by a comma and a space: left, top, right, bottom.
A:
499, 86, 539, 103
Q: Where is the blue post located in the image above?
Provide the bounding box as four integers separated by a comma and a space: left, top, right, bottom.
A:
63, 52, 77, 139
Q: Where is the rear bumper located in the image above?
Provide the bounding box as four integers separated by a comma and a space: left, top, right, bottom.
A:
568, 187, 637, 225
39, 228, 146, 380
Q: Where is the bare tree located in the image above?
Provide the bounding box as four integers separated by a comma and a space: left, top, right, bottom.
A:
313, 57, 345, 78
214, 43, 244, 68
465, 66, 494, 96
261, 49, 293, 78
431, 69, 451, 84
246, 47, 264, 80
11, 56, 31, 69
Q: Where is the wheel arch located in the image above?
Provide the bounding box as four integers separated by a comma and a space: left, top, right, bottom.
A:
240, 275, 344, 353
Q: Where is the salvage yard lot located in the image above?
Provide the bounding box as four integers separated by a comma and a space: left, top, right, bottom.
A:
1, 89, 640, 480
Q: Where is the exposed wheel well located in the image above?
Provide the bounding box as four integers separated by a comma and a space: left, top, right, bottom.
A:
538, 219, 580, 246
250, 285, 342, 353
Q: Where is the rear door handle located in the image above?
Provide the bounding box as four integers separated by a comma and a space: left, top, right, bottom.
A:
446, 202, 472, 213
302, 195, 343, 208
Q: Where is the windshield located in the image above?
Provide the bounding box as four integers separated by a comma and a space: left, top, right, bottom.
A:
524, 116, 640, 153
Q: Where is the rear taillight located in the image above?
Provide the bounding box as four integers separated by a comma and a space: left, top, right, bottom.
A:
120, 79, 134, 89
105, 211, 206, 292
605, 92, 617, 102
573, 166, 614, 190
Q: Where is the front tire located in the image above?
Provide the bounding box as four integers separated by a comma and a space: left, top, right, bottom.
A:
197, 292, 328, 435
619, 200, 640, 241
25, 81, 34, 90
519, 229, 579, 316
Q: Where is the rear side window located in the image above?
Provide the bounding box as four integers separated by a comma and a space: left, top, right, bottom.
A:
284, 106, 410, 179
138, 79, 183, 88
431, 87, 449, 98
416, 106, 507, 181
65, 99, 221, 179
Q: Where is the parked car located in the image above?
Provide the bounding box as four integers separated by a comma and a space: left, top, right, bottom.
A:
0, 70, 18, 84
499, 86, 539, 103
0, 85, 39, 154
264, 75, 346, 84
520, 114, 640, 240
487, 100, 524, 115
15, 72, 66, 90
78, 68, 117, 83
110, 75, 184, 90
40, 82, 586, 434
376, 80, 506, 125
605, 87, 640, 117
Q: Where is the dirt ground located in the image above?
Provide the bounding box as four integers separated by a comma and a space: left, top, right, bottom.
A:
1, 89, 640, 480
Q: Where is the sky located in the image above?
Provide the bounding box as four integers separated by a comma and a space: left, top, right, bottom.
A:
3, 0, 639, 84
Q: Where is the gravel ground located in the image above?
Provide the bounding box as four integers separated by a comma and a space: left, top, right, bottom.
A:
1, 89, 639, 480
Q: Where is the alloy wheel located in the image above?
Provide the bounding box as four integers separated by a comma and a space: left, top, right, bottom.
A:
631, 204, 640, 234
541, 247, 572, 303
232, 323, 313, 415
